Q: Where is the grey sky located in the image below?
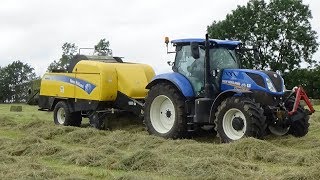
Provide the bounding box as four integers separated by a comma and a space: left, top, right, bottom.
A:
0, 0, 319, 75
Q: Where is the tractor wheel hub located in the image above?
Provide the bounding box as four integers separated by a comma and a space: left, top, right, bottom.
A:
232, 117, 244, 131
166, 110, 172, 118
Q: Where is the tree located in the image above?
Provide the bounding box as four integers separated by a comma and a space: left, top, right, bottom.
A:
284, 67, 320, 98
47, 42, 78, 71
207, 0, 318, 72
94, 38, 112, 56
47, 39, 113, 71
0, 65, 15, 103
0, 61, 36, 102
0, 67, 9, 102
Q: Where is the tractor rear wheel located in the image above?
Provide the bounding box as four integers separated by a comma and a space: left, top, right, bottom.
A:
53, 101, 82, 127
214, 97, 266, 143
286, 98, 310, 137
144, 83, 187, 139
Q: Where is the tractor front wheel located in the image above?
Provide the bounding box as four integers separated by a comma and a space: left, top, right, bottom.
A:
214, 97, 266, 143
144, 83, 187, 139
286, 98, 310, 137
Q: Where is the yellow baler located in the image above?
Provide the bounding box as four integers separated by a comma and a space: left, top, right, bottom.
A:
39, 55, 155, 128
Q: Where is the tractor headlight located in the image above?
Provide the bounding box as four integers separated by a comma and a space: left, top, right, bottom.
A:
265, 78, 276, 92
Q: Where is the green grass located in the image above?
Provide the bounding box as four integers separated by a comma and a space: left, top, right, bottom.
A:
0, 104, 320, 179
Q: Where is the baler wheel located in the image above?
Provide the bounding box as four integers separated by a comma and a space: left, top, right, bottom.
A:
70, 112, 82, 127
144, 83, 187, 139
214, 97, 266, 143
53, 101, 82, 127
89, 112, 107, 130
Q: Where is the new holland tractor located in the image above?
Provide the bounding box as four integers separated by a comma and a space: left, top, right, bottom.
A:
143, 34, 315, 142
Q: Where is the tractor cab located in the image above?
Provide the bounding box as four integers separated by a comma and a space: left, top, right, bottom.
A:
169, 38, 241, 96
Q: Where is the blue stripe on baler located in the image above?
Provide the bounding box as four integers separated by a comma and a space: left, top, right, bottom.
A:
43, 74, 96, 94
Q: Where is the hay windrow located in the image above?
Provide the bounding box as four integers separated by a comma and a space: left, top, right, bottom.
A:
115, 173, 158, 180
0, 154, 16, 164
279, 165, 320, 180
0, 116, 18, 127
60, 128, 102, 144
0, 158, 64, 179
2, 136, 64, 157
114, 150, 166, 172
23, 142, 63, 156
61, 149, 106, 167
19, 120, 51, 130
31, 126, 77, 140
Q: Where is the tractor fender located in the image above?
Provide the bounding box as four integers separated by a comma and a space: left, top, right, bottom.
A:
209, 89, 252, 123
146, 73, 195, 97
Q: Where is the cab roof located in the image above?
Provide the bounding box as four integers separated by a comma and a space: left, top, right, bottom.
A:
171, 38, 241, 48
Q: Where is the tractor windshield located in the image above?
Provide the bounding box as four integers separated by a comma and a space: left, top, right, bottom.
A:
175, 46, 239, 75
208, 47, 239, 69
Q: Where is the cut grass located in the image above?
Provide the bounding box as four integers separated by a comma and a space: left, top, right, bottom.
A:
0, 103, 319, 179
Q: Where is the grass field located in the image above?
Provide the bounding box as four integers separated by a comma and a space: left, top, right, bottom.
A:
0, 104, 320, 179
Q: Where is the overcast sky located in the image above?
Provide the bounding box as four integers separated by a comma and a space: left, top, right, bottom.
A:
0, 0, 319, 76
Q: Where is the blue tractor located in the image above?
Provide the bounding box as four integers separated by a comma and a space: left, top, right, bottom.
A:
144, 34, 315, 143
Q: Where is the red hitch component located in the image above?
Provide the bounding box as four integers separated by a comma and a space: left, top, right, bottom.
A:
288, 86, 315, 116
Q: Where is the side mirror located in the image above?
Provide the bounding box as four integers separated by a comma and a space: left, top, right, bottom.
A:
253, 46, 260, 62
212, 69, 220, 77
167, 61, 174, 66
190, 42, 200, 59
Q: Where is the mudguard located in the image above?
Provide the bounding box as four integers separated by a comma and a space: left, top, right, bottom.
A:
146, 72, 195, 97
209, 89, 252, 123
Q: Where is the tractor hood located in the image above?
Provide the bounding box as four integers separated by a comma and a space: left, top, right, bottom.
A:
220, 69, 284, 95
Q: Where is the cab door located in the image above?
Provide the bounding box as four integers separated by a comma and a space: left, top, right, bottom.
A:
174, 45, 205, 96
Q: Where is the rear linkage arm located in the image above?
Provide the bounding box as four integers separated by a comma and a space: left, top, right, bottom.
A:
285, 86, 315, 116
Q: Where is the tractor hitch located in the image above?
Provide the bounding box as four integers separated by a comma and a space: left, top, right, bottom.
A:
287, 86, 315, 116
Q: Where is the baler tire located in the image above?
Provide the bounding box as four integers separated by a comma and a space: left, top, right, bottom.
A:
89, 112, 106, 130
90, 119, 105, 130
144, 83, 187, 139
286, 99, 310, 137
214, 97, 266, 143
70, 111, 82, 127
53, 101, 73, 126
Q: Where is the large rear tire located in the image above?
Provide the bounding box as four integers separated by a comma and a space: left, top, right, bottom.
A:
53, 101, 82, 127
286, 98, 310, 137
144, 83, 187, 139
214, 97, 266, 143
